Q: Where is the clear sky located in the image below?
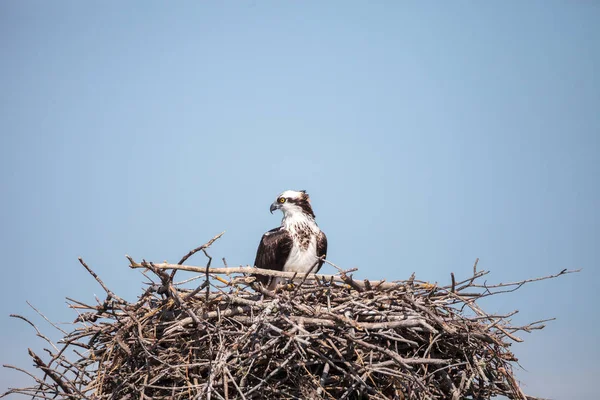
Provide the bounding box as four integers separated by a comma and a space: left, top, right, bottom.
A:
1, 2, 598, 399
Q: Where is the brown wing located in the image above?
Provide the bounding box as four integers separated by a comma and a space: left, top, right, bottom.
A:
253, 227, 293, 285
315, 230, 328, 274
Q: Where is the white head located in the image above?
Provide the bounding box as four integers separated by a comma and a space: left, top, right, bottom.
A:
269, 190, 315, 219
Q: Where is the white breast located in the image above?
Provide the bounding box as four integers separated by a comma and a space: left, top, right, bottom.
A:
283, 235, 319, 274
269, 212, 321, 290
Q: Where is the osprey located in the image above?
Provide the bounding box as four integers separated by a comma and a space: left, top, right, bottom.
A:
254, 190, 327, 290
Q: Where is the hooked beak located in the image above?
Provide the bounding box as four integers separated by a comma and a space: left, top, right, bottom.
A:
270, 203, 278, 214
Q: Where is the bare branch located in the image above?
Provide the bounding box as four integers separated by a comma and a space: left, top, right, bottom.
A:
5, 251, 579, 400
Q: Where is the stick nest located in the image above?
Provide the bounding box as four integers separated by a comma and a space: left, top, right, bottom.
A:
3, 235, 575, 400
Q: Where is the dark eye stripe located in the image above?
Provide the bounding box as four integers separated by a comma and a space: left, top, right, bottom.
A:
282, 195, 315, 217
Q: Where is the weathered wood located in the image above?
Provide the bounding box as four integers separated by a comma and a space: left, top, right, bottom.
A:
2, 234, 577, 400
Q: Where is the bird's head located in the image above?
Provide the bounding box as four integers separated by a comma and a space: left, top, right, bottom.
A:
270, 190, 315, 218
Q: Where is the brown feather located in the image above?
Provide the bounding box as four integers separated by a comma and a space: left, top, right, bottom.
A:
315, 231, 328, 273
253, 227, 293, 285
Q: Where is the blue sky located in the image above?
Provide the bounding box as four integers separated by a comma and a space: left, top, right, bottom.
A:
1, 2, 598, 399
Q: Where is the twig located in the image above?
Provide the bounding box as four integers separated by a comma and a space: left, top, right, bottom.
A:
4, 253, 579, 400
171, 232, 225, 280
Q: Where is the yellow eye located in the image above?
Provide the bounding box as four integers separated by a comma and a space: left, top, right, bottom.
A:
279, 197, 286, 203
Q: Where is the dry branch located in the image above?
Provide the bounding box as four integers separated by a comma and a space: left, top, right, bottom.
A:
2, 235, 577, 400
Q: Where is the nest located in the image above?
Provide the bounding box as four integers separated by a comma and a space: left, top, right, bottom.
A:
2, 234, 575, 400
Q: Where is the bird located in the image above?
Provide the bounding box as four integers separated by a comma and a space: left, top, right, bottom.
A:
253, 190, 327, 290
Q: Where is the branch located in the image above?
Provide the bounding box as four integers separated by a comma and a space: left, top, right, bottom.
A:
128, 262, 402, 290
